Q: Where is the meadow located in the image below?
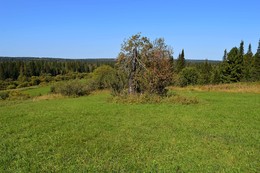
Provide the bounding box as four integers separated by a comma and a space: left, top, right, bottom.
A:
0, 84, 259, 172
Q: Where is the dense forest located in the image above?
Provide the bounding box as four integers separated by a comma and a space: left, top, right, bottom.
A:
0, 58, 115, 90
0, 57, 115, 80
0, 39, 259, 91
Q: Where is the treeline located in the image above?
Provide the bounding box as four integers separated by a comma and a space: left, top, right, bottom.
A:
220, 41, 260, 82
0, 57, 115, 80
173, 40, 260, 86
0, 39, 259, 91
0, 57, 115, 90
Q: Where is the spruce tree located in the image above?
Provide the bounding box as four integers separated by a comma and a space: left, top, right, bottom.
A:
243, 44, 254, 81
176, 49, 185, 73
254, 53, 260, 81
238, 40, 245, 79
253, 39, 260, 81
221, 47, 243, 82
247, 44, 253, 56
223, 49, 227, 61
257, 39, 260, 54
239, 40, 244, 56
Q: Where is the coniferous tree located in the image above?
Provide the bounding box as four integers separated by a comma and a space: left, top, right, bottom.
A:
247, 44, 253, 56
176, 49, 185, 73
223, 49, 227, 61
254, 53, 260, 81
239, 40, 245, 79
253, 39, 260, 81
257, 39, 260, 54
0, 57, 115, 82
220, 47, 243, 82
243, 44, 254, 81
199, 59, 212, 84
239, 40, 244, 56
0, 63, 5, 80
211, 66, 221, 84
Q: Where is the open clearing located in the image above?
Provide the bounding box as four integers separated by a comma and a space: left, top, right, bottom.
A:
0, 85, 259, 172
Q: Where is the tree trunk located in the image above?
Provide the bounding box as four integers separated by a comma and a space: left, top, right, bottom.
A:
128, 47, 137, 94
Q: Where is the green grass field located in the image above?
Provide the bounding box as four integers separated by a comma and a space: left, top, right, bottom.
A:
0, 86, 259, 172
21, 85, 51, 97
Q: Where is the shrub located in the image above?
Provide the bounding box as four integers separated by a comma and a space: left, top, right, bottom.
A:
0, 80, 17, 90
54, 75, 64, 82
7, 84, 17, 90
171, 74, 180, 86
31, 76, 41, 85
17, 82, 30, 88
0, 91, 30, 100
40, 74, 53, 83
8, 91, 30, 100
0, 91, 9, 100
76, 72, 87, 79
110, 71, 128, 96
91, 65, 117, 89
179, 67, 199, 87
51, 80, 92, 97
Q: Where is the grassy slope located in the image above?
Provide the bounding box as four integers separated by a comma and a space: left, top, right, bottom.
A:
20, 85, 51, 97
0, 90, 259, 172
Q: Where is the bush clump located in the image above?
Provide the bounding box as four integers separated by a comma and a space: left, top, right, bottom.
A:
0, 90, 31, 100
0, 91, 9, 100
51, 80, 92, 97
6, 84, 17, 90
87, 65, 117, 90
8, 91, 30, 100
17, 82, 30, 88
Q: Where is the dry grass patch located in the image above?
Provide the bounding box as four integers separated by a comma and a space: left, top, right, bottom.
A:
33, 94, 64, 101
169, 82, 260, 94
111, 93, 199, 105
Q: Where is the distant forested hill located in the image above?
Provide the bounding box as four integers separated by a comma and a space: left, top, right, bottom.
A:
0, 56, 116, 81
0, 56, 221, 82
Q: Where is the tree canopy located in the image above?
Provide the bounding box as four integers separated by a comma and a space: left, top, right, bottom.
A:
116, 34, 173, 96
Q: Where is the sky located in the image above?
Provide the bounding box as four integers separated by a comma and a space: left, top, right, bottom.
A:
0, 0, 259, 60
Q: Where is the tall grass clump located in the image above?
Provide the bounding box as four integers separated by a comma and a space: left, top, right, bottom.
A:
111, 91, 199, 105
0, 91, 9, 100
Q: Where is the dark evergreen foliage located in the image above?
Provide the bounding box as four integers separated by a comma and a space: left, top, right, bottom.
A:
0, 57, 115, 81
243, 44, 254, 81
223, 49, 227, 61
239, 40, 244, 56
176, 49, 185, 73
257, 39, 260, 54
253, 50, 260, 81
220, 47, 243, 82
179, 67, 199, 87
198, 59, 212, 84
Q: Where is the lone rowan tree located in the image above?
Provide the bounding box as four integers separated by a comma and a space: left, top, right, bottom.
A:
115, 34, 173, 96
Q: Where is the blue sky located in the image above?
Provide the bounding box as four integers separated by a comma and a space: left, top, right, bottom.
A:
0, 0, 259, 60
